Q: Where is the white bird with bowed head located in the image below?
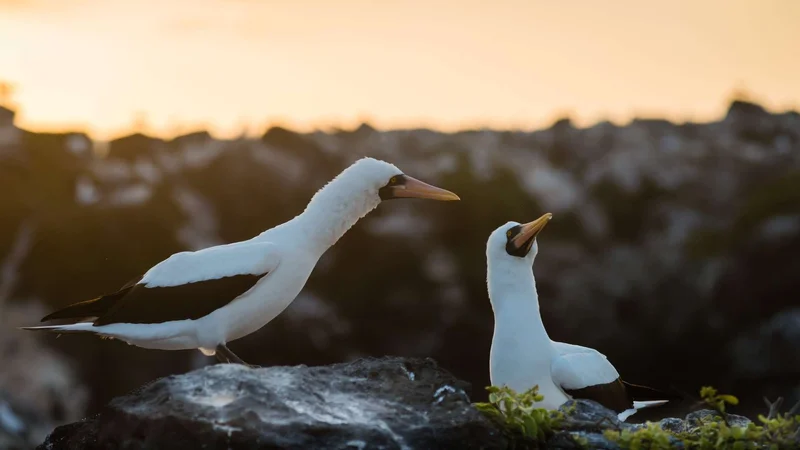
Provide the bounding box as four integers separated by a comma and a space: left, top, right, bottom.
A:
23, 157, 460, 366
486, 213, 679, 421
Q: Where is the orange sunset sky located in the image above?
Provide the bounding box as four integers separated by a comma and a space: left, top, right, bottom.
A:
1, 0, 799, 140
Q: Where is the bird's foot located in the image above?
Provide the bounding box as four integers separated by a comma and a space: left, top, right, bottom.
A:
215, 358, 259, 369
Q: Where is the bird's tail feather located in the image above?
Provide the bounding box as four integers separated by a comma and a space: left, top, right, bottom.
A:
21, 322, 186, 342
617, 400, 670, 422
633, 400, 670, 409
19, 323, 97, 334
617, 408, 638, 422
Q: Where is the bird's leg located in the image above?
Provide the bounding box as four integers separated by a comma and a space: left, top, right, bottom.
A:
215, 344, 259, 368
215, 349, 232, 364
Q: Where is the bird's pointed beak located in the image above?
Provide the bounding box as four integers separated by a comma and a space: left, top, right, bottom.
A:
512, 213, 553, 249
382, 175, 460, 201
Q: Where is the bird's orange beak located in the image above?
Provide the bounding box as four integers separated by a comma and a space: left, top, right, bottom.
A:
382, 175, 460, 201
512, 213, 553, 250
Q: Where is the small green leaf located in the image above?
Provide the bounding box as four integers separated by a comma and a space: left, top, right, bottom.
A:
522, 415, 538, 438
474, 403, 499, 416
503, 398, 514, 414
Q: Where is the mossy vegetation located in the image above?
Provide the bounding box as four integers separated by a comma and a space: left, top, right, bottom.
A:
605, 422, 676, 449
605, 387, 800, 449
474, 385, 800, 449
474, 385, 567, 446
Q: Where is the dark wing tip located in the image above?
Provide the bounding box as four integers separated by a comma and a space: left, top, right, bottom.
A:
41, 275, 144, 322
41, 309, 73, 322
564, 378, 633, 413
40, 302, 96, 322
40, 283, 137, 323
622, 381, 684, 402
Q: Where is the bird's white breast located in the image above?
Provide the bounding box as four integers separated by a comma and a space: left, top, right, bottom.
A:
489, 304, 569, 409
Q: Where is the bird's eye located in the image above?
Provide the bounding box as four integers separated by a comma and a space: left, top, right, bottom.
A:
506, 230, 513, 238
390, 176, 398, 184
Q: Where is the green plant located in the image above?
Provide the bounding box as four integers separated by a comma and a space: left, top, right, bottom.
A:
699, 385, 740, 425
755, 397, 800, 449
604, 387, 800, 450
474, 385, 565, 444
604, 422, 674, 450
474, 385, 799, 449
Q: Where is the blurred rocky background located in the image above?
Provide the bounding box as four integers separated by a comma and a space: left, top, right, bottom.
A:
1, 99, 799, 446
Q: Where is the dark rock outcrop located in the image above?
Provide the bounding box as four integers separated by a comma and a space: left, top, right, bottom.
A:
39, 356, 784, 450
39, 357, 508, 450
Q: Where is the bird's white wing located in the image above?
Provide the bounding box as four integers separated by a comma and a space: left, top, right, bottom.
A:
141, 241, 282, 288
551, 341, 620, 390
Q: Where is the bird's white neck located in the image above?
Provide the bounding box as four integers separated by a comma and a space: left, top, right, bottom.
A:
298, 193, 379, 252
488, 260, 552, 349
488, 259, 557, 393
262, 171, 382, 254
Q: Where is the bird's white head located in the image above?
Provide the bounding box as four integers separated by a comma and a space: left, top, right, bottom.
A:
358, 157, 461, 203
486, 213, 553, 312
487, 213, 552, 264
296, 157, 460, 249
309, 157, 460, 208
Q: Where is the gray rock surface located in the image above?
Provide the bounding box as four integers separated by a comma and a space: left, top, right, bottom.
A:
38, 357, 508, 450
683, 409, 753, 430
541, 401, 762, 449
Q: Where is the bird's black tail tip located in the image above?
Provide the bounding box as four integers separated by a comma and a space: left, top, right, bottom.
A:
623, 381, 684, 402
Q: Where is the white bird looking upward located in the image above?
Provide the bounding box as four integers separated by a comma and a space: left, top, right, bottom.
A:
23, 157, 460, 367
486, 213, 679, 421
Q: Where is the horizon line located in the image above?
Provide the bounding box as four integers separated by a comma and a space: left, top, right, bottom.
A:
2, 96, 797, 143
